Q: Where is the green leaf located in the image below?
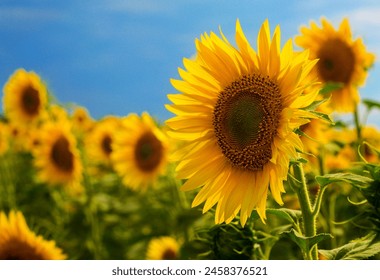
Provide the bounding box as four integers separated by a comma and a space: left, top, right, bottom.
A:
319, 82, 343, 95
266, 208, 302, 224
315, 173, 373, 188
284, 229, 332, 253
319, 233, 380, 260
363, 99, 380, 111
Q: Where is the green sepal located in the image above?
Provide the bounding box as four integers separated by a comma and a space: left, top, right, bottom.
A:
307, 110, 334, 124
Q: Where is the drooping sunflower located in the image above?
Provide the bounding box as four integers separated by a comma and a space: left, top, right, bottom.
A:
32, 120, 83, 194
3, 69, 48, 126
146, 236, 180, 260
111, 112, 169, 191
0, 211, 66, 260
296, 18, 375, 113
166, 19, 319, 225
85, 116, 121, 165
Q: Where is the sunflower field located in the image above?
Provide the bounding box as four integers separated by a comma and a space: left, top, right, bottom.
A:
1, 17, 380, 261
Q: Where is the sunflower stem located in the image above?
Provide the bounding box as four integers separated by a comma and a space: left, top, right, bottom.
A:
0, 152, 17, 210
82, 163, 104, 260
354, 105, 362, 146
293, 161, 318, 260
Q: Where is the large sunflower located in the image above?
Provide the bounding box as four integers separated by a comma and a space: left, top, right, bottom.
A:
32, 120, 83, 194
111, 112, 169, 191
296, 18, 375, 113
165, 20, 319, 225
0, 211, 66, 260
146, 236, 180, 260
3, 69, 48, 126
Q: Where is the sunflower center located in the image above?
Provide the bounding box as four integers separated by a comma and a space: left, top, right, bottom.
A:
21, 86, 40, 116
213, 74, 282, 171
51, 136, 74, 173
134, 132, 163, 172
0, 239, 45, 260
101, 134, 112, 155
161, 248, 177, 260
317, 38, 355, 84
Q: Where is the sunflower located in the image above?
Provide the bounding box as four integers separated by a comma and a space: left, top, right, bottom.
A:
325, 145, 355, 172
146, 236, 180, 260
85, 116, 121, 164
0, 122, 9, 156
111, 112, 169, 191
70, 106, 94, 135
300, 118, 328, 155
3, 69, 48, 126
360, 126, 380, 163
296, 18, 375, 113
165, 19, 319, 225
49, 104, 69, 123
32, 120, 83, 194
0, 211, 66, 260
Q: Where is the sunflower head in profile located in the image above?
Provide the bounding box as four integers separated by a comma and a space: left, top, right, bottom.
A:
85, 116, 121, 165
0, 211, 66, 260
3, 69, 48, 126
296, 18, 375, 113
146, 236, 180, 260
166, 19, 319, 226
112, 112, 169, 191
32, 120, 83, 194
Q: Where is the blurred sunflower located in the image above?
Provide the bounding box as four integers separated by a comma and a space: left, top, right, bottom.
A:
361, 126, 380, 163
0, 211, 66, 260
325, 145, 355, 172
0, 122, 9, 155
85, 116, 121, 165
112, 112, 169, 191
5, 122, 29, 152
70, 106, 94, 135
166, 19, 319, 225
3, 69, 48, 126
296, 18, 375, 113
146, 236, 180, 260
33, 120, 83, 194
300, 118, 328, 155
49, 104, 69, 123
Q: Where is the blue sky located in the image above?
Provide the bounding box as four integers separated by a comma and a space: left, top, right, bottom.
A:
1, 0, 379, 126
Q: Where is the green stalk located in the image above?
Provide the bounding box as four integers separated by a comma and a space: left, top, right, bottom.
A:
353, 105, 362, 143
293, 162, 318, 260
84, 168, 105, 259
1, 153, 17, 210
